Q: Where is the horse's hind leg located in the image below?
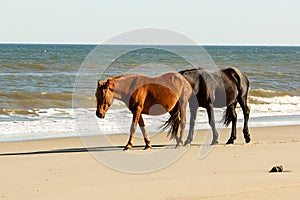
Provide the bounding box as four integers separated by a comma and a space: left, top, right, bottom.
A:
177, 101, 188, 148
138, 116, 152, 150
239, 97, 251, 143
226, 103, 237, 144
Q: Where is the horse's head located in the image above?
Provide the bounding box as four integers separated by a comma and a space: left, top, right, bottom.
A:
95, 78, 115, 118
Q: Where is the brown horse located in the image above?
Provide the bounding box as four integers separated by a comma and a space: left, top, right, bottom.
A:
95, 72, 192, 150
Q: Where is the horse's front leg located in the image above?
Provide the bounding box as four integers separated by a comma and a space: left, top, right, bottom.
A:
177, 101, 188, 148
207, 103, 219, 145
124, 106, 142, 151
139, 116, 151, 150
184, 104, 197, 146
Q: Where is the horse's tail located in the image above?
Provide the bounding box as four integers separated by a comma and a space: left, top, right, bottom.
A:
161, 102, 180, 139
222, 67, 249, 127
222, 107, 234, 127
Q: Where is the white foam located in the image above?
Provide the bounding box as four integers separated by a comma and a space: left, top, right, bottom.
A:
251, 95, 300, 105
248, 95, 300, 118
1, 93, 300, 142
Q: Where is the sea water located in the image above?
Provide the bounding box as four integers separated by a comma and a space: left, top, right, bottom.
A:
0, 44, 299, 141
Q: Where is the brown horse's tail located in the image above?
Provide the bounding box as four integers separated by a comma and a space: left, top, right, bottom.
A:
161, 102, 180, 140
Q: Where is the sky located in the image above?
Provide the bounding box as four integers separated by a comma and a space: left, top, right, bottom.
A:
1, 0, 299, 45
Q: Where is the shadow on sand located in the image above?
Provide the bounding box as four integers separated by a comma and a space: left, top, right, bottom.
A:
0, 143, 216, 157
0, 144, 182, 156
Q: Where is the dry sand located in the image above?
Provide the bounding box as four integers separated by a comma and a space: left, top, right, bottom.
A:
0, 125, 300, 199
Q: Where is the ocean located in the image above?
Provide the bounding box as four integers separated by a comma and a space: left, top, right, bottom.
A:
0, 44, 299, 142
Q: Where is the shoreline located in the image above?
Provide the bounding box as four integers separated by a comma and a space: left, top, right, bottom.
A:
1, 116, 300, 143
0, 124, 299, 148
0, 125, 300, 199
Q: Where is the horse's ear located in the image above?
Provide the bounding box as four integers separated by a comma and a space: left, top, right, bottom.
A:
98, 80, 105, 87
106, 78, 115, 90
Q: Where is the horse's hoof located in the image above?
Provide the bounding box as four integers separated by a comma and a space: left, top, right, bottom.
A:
184, 139, 192, 146
184, 142, 191, 147
123, 144, 132, 151
175, 143, 183, 149
211, 140, 219, 145
245, 136, 251, 143
226, 139, 234, 144
144, 145, 152, 150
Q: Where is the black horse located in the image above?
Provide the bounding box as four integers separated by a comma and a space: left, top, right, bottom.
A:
180, 67, 251, 145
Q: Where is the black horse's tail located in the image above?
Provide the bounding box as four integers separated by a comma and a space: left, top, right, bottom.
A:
222, 107, 234, 127
222, 67, 249, 127
161, 102, 180, 139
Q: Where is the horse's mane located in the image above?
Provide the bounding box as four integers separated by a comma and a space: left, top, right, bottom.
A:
180, 68, 204, 73
108, 74, 143, 81
108, 75, 124, 81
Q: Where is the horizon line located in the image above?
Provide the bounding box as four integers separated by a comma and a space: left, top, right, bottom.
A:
0, 42, 300, 47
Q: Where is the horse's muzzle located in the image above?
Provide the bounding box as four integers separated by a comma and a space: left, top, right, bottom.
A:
96, 111, 105, 118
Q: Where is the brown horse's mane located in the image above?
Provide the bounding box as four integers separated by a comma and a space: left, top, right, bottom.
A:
105, 74, 145, 94
109, 75, 124, 80
104, 74, 141, 99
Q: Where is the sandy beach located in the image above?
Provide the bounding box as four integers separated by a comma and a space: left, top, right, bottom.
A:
0, 125, 300, 200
